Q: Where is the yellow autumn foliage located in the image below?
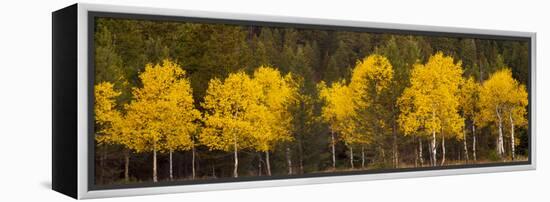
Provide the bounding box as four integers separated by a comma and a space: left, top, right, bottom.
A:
349, 54, 394, 144
319, 54, 395, 147
319, 80, 359, 145
398, 52, 464, 138
200, 72, 261, 151
252, 66, 297, 152
124, 60, 199, 153
200, 66, 298, 153
478, 68, 528, 145
350, 54, 394, 104
458, 76, 480, 139
94, 82, 123, 145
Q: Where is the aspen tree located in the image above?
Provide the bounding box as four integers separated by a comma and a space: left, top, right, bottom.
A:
252, 67, 297, 176
398, 52, 464, 166
200, 72, 261, 178
125, 60, 198, 182
319, 81, 354, 169
479, 69, 528, 159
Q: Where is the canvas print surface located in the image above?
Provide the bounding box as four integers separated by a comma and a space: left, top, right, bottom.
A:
92, 15, 530, 188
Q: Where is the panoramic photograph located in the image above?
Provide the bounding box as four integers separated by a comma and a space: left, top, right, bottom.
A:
93, 16, 530, 186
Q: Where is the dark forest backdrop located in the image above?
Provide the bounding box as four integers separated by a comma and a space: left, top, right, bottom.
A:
94, 17, 529, 185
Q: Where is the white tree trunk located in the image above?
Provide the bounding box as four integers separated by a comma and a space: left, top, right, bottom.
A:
331, 130, 336, 169
124, 149, 129, 182
153, 143, 158, 183
349, 146, 354, 169
392, 124, 399, 168
496, 106, 505, 158
430, 110, 437, 166
472, 123, 477, 162
192, 144, 196, 179
441, 136, 446, 166
169, 150, 173, 181
233, 135, 239, 178
509, 112, 516, 160
298, 138, 304, 174
428, 140, 433, 166
266, 151, 272, 176
258, 154, 262, 176
419, 138, 424, 166
361, 145, 365, 169
431, 129, 437, 166
100, 146, 106, 184
463, 123, 469, 162
212, 166, 216, 178
414, 137, 418, 167
286, 146, 292, 175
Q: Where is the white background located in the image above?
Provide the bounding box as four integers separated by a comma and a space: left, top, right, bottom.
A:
0, 0, 547, 201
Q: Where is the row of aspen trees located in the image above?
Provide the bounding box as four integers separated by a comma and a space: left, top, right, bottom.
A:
95, 52, 527, 183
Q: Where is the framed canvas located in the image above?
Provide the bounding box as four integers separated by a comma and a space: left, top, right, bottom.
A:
52, 3, 536, 199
